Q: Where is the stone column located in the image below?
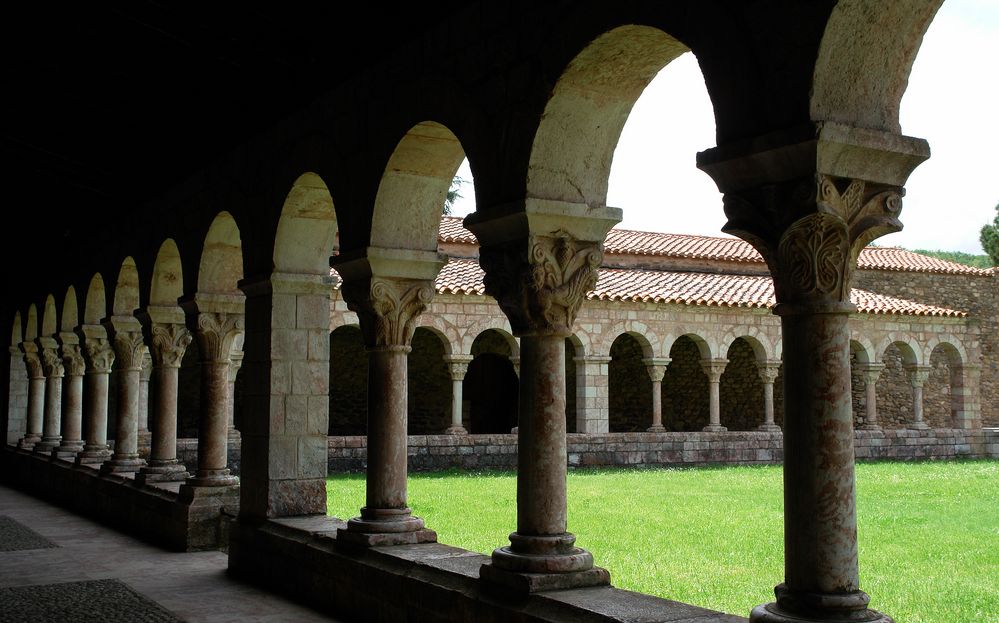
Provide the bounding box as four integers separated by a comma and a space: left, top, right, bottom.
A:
701, 358, 728, 432
137, 321, 192, 484
574, 355, 611, 434
444, 355, 472, 434
137, 350, 153, 448
697, 124, 927, 623
758, 361, 782, 432
76, 331, 114, 464
464, 213, 618, 592
17, 342, 44, 450
34, 338, 64, 454
227, 349, 243, 439
54, 338, 86, 458
856, 363, 884, 431
642, 357, 669, 432
101, 323, 147, 475
334, 250, 443, 547
183, 311, 243, 488
905, 364, 932, 430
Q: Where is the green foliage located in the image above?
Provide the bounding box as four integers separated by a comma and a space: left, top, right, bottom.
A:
444, 175, 467, 216
911, 249, 993, 269
979, 202, 999, 266
329, 461, 999, 622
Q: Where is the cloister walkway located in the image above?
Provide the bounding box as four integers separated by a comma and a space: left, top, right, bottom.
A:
0, 483, 342, 622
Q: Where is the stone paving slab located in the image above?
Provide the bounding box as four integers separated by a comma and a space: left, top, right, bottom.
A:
0, 515, 58, 551
0, 578, 184, 623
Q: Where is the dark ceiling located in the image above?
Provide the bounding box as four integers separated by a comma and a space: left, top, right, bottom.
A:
1, 2, 464, 294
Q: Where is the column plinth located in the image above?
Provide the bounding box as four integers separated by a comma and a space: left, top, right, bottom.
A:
333, 264, 442, 549
464, 216, 618, 593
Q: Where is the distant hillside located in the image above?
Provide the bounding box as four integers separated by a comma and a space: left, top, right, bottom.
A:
910, 249, 994, 269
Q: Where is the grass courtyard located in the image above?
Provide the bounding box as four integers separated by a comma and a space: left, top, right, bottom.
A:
327, 460, 998, 622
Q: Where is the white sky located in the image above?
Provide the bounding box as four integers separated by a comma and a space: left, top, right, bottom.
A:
450, 0, 999, 255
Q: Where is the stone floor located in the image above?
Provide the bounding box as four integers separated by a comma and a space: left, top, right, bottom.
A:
0, 483, 344, 622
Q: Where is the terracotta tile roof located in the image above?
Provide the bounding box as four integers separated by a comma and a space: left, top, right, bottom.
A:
332, 259, 963, 317
437, 217, 990, 276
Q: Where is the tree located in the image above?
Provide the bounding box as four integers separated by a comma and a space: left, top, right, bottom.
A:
980, 202, 999, 266
444, 175, 467, 215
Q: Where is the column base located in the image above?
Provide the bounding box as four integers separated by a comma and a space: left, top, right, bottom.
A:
185, 469, 239, 487
336, 507, 437, 549
135, 462, 190, 485
751, 585, 893, 623
858, 424, 882, 431
907, 422, 930, 430
17, 435, 40, 451
479, 562, 610, 594
490, 532, 595, 574
646, 424, 666, 433
702, 425, 728, 432
51, 441, 85, 460
75, 447, 112, 465
444, 426, 468, 435
758, 423, 782, 432
33, 437, 62, 454
99, 457, 146, 475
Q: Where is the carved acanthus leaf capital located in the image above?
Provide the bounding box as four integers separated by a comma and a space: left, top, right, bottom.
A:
151, 323, 192, 369
758, 362, 781, 384
905, 364, 932, 387
341, 277, 434, 348
82, 337, 115, 373
113, 331, 147, 371
700, 358, 729, 381
61, 343, 86, 377
479, 231, 602, 336
722, 175, 904, 311
22, 348, 44, 379
40, 347, 65, 378
195, 312, 245, 362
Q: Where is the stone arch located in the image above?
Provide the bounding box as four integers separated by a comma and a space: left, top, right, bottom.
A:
465, 326, 518, 359
597, 322, 658, 358
663, 332, 714, 360
923, 336, 968, 366
720, 337, 765, 430
414, 319, 458, 357
663, 334, 710, 431
408, 327, 451, 434
84, 274, 107, 325
720, 331, 772, 363
150, 239, 184, 307
41, 295, 57, 337
876, 338, 921, 429
370, 122, 465, 253
61, 287, 79, 333
528, 25, 689, 208
879, 338, 920, 366
849, 336, 876, 364
329, 324, 367, 436
273, 172, 338, 275
112, 257, 140, 317
608, 333, 653, 432
466, 329, 520, 434
24, 305, 38, 341
566, 332, 589, 359
198, 212, 244, 295
811, 0, 943, 133
924, 340, 966, 429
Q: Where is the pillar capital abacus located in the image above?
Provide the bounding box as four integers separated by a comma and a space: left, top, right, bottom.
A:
856, 362, 885, 385
150, 322, 192, 369
341, 277, 436, 349
444, 355, 473, 381
642, 357, 670, 383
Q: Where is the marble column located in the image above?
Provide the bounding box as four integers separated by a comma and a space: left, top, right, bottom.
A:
101, 327, 147, 474
444, 355, 472, 434
642, 357, 669, 432
34, 338, 64, 453
76, 332, 114, 464
137, 350, 153, 448
698, 125, 927, 622
184, 311, 243, 488
701, 358, 728, 432
17, 342, 44, 450
464, 222, 617, 593
334, 265, 441, 547
227, 350, 243, 439
905, 364, 932, 430
54, 339, 86, 458
758, 361, 782, 432
137, 322, 192, 484
856, 363, 885, 431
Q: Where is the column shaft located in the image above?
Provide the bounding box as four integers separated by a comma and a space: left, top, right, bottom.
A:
57, 374, 84, 454
364, 348, 410, 512
21, 376, 44, 449
151, 365, 180, 462
190, 360, 235, 484
78, 371, 111, 462
36, 374, 63, 452
650, 380, 663, 430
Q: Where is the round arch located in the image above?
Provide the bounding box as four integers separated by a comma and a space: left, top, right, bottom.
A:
720, 331, 772, 363
608, 332, 653, 432
408, 327, 452, 434
663, 334, 710, 431
720, 337, 765, 430
329, 325, 367, 436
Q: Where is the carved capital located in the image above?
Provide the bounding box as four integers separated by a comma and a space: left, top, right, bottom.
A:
229, 351, 244, 375
82, 337, 115, 373
61, 343, 86, 377
479, 231, 602, 336
856, 362, 885, 385
905, 364, 932, 388
151, 323, 192, 369
723, 175, 903, 312
139, 349, 153, 381
195, 312, 245, 362
642, 358, 670, 383
113, 331, 147, 371
758, 361, 781, 384
700, 358, 728, 382
40, 347, 65, 378
447, 361, 469, 382
22, 345, 44, 379
341, 277, 434, 348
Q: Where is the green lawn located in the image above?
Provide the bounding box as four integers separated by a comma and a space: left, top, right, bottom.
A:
327, 460, 999, 622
